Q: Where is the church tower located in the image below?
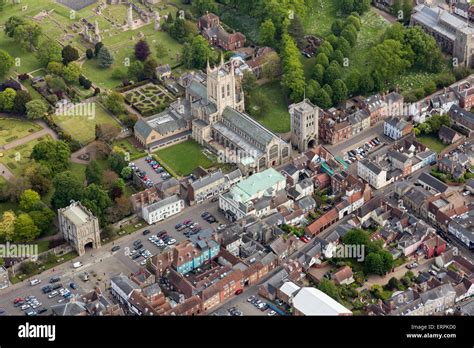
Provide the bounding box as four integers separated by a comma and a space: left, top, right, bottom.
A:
206, 56, 241, 123
289, 98, 320, 152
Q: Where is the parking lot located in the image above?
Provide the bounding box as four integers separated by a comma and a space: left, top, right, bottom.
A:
344, 136, 383, 165
131, 156, 170, 188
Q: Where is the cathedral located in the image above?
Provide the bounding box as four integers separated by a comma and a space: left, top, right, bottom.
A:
189, 57, 291, 174
134, 57, 291, 175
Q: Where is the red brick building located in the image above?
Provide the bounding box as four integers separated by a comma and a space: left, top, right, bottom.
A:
198, 13, 246, 51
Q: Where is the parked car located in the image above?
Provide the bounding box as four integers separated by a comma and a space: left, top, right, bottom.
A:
268, 310, 277, 316
48, 291, 59, 299
142, 229, 151, 235
37, 308, 47, 314
247, 296, 256, 303
70, 282, 78, 290
235, 289, 243, 295
29, 278, 41, 286
49, 276, 61, 283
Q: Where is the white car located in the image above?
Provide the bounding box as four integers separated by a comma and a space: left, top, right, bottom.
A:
48, 291, 59, 299
267, 310, 276, 316
31, 303, 41, 309
140, 260, 147, 266
462, 190, 470, 196
30, 278, 41, 286
21, 304, 30, 311
167, 239, 176, 245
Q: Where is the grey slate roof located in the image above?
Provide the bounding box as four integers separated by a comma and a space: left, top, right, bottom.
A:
418, 172, 448, 193
191, 170, 224, 191
222, 107, 275, 146
143, 195, 181, 214
111, 274, 140, 296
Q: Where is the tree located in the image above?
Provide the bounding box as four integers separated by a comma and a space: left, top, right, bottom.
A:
281, 34, 305, 101
25, 99, 48, 119
94, 42, 104, 56
143, 57, 158, 79
315, 53, 329, 68
404, 26, 443, 73
193, 0, 218, 15
313, 88, 332, 109
330, 50, 344, 66
96, 123, 120, 143
24, 163, 51, 196
115, 195, 131, 218
341, 24, 358, 47
0, 88, 16, 112
61, 45, 79, 65
261, 51, 281, 79
383, 22, 404, 42
0, 49, 13, 77
318, 41, 334, 58
121, 166, 133, 180
306, 80, 321, 101
342, 228, 370, 246
288, 15, 305, 48
86, 48, 94, 59
108, 152, 128, 175
242, 70, 257, 99
101, 170, 119, 191
19, 189, 41, 212
105, 92, 125, 115
318, 279, 340, 301
365, 252, 385, 275
47, 61, 64, 75
387, 277, 403, 291
347, 15, 361, 31
62, 62, 81, 83
331, 79, 348, 105
324, 61, 342, 85
345, 71, 360, 95
97, 46, 114, 68
134, 40, 151, 61
28, 208, 54, 235
79, 75, 92, 89
13, 90, 32, 115
5, 17, 41, 51
181, 35, 214, 69
354, 0, 371, 14
370, 39, 411, 82
312, 64, 325, 84
112, 68, 127, 80
402, 0, 413, 24
110, 178, 125, 199
127, 60, 145, 81
331, 19, 345, 36
341, 0, 354, 15
335, 37, 351, 57
259, 19, 276, 47
51, 171, 84, 209
14, 213, 39, 243
31, 140, 70, 175
0, 210, 16, 242
82, 184, 112, 220
85, 160, 102, 186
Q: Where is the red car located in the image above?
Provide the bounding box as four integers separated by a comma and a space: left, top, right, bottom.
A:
235, 289, 243, 295
183, 219, 192, 225
300, 236, 309, 243
13, 297, 23, 304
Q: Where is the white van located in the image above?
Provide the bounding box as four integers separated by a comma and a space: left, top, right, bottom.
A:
73, 262, 83, 269
30, 278, 41, 286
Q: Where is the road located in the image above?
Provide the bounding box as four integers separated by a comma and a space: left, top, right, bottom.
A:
325, 123, 389, 157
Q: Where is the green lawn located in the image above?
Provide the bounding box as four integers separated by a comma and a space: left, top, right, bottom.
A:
0, 117, 42, 147
113, 138, 146, 160
416, 135, 448, 153
82, 26, 183, 90
303, 0, 340, 38
248, 81, 291, 134
52, 103, 121, 145
155, 140, 215, 176
0, 135, 53, 177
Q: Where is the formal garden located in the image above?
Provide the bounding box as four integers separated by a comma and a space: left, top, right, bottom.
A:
0, 135, 53, 177
0, 118, 42, 147
123, 83, 174, 116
